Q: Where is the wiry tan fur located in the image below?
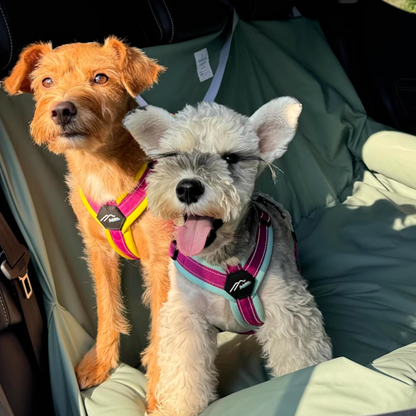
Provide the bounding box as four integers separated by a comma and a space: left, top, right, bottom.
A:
3, 37, 172, 411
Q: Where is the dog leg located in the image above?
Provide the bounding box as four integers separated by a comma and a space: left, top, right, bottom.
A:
76, 242, 129, 389
255, 275, 332, 378
152, 289, 218, 416
133, 214, 173, 412
141, 262, 170, 412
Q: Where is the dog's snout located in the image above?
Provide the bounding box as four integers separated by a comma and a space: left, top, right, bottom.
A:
176, 179, 205, 205
51, 101, 77, 127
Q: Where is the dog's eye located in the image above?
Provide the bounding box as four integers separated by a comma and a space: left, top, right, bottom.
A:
42, 78, 53, 88
222, 153, 240, 164
94, 74, 109, 85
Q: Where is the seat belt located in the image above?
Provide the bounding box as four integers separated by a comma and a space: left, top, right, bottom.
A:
0, 384, 14, 416
136, 9, 239, 107
201, 9, 238, 103
0, 212, 43, 369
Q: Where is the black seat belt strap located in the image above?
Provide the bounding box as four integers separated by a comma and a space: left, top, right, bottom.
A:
0, 212, 43, 369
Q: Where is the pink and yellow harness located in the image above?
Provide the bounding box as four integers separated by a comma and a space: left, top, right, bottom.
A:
79, 163, 151, 260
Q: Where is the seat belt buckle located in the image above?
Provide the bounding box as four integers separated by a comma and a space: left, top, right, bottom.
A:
0, 245, 33, 299
18, 273, 33, 299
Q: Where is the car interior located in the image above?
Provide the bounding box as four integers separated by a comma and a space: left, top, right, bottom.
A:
0, 1, 416, 415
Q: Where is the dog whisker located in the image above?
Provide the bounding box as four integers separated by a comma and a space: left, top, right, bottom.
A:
154, 152, 179, 159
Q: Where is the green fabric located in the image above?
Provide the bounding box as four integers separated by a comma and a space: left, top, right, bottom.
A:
204, 343, 416, 416
0, 12, 415, 416
82, 341, 416, 416
362, 131, 416, 190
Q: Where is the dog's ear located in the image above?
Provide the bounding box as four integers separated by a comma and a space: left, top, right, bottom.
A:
123, 106, 173, 156
104, 36, 165, 97
3, 42, 52, 94
249, 97, 302, 164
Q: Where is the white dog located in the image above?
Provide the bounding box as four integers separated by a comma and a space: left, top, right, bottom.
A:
123, 97, 332, 416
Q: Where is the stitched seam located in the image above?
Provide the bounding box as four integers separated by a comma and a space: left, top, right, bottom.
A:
246, 221, 261, 270
119, 173, 147, 213
187, 256, 226, 277
248, 297, 262, 325
179, 260, 224, 288
121, 171, 147, 206
147, 0, 163, 42
237, 300, 247, 323
226, 264, 240, 273
0, 4, 13, 70
254, 226, 268, 277
0, 291, 9, 327
237, 299, 257, 327
112, 231, 136, 259
86, 195, 100, 213
179, 257, 225, 287
119, 233, 134, 257
161, 0, 174, 43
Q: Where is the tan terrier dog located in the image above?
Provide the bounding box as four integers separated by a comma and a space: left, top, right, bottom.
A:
3, 37, 172, 411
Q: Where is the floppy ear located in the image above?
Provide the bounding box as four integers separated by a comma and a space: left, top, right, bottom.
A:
249, 97, 302, 164
3, 42, 52, 94
104, 36, 165, 97
123, 105, 173, 156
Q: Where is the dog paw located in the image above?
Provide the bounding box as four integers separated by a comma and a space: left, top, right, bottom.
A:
75, 346, 112, 390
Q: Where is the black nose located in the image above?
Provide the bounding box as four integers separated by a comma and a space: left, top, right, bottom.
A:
176, 179, 205, 204
50, 101, 77, 127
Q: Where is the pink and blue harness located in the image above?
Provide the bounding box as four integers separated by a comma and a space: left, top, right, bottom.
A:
169, 210, 274, 331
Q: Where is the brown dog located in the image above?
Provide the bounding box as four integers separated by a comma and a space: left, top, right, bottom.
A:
3, 37, 172, 411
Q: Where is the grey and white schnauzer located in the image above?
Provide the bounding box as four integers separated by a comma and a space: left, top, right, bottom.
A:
123, 97, 332, 416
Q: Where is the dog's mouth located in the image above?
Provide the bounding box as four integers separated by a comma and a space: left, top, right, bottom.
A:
176, 215, 224, 257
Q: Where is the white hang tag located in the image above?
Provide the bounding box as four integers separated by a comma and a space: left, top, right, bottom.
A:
194, 48, 214, 83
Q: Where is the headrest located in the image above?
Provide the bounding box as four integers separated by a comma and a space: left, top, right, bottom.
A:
0, 0, 230, 80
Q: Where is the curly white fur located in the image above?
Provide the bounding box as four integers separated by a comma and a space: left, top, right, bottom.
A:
124, 97, 332, 416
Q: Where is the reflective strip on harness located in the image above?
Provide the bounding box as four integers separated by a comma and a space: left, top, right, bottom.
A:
79, 163, 151, 260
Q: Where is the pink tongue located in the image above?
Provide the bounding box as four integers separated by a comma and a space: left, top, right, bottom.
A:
176, 215, 214, 257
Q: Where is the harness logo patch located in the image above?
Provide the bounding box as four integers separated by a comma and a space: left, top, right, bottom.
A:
100, 214, 121, 223
230, 280, 252, 292
97, 205, 126, 230
225, 270, 255, 300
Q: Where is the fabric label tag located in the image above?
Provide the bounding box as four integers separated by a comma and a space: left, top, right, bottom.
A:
194, 48, 214, 82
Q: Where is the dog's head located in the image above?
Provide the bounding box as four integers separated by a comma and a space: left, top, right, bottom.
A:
123, 97, 301, 256
2, 37, 164, 154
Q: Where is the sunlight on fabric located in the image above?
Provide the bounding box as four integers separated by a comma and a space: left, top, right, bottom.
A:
392, 215, 416, 231
383, 0, 416, 13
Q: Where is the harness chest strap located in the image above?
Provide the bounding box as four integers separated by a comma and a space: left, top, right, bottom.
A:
170, 209, 274, 331
79, 162, 151, 260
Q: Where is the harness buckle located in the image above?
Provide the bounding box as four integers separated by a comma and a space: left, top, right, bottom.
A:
259, 216, 271, 226
169, 241, 179, 261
